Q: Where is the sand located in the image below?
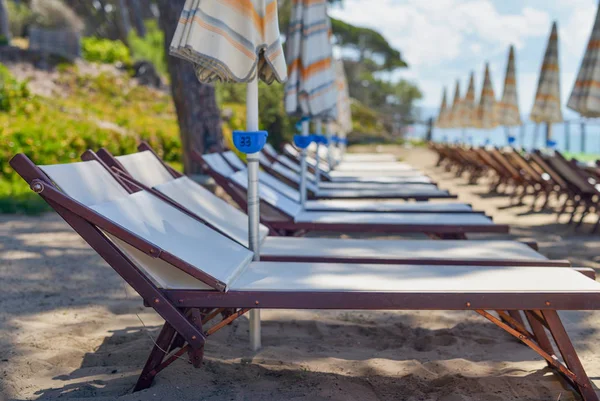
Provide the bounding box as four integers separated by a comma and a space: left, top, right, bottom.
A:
1, 146, 599, 400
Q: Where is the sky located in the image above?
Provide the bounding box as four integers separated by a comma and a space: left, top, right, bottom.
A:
329, 0, 598, 117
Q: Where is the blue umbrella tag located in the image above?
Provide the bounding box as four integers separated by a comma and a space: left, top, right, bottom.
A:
233, 130, 268, 154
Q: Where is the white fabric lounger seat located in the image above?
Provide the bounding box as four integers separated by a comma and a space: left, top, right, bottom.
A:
292, 211, 494, 225
304, 200, 473, 213
230, 263, 600, 293
257, 152, 434, 187
260, 238, 547, 261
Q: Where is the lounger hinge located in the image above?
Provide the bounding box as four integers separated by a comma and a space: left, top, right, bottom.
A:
148, 247, 163, 258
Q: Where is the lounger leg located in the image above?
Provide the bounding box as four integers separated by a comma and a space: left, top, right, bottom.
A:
249, 310, 261, 351
592, 216, 600, 234
525, 311, 554, 368
188, 309, 204, 368
542, 311, 598, 401
134, 322, 177, 392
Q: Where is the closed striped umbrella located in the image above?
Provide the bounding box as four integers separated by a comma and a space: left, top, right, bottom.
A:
498, 45, 522, 126
462, 72, 478, 128
530, 21, 563, 125
284, 0, 337, 119
568, 2, 600, 117
435, 87, 450, 128
447, 80, 463, 128
170, 0, 287, 83
477, 63, 498, 130
285, 0, 337, 208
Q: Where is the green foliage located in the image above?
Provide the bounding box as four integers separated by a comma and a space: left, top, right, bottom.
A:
7, 0, 34, 38
331, 18, 407, 70
81, 37, 132, 65
0, 63, 30, 112
349, 100, 387, 140
128, 20, 168, 75
563, 152, 600, 162
0, 64, 181, 214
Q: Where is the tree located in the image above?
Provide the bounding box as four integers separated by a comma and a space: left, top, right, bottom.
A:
116, 0, 131, 45
157, 0, 222, 174
0, 0, 12, 43
128, 0, 146, 37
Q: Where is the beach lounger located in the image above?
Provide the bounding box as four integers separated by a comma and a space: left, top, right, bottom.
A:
97, 144, 475, 215
222, 151, 436, 193
86, 148, 572, 268
11, 153, 600, 400
94, 145, 504, 238
196, 152, 507, 239
216, 151, 456, 201
263, 144, 426, 181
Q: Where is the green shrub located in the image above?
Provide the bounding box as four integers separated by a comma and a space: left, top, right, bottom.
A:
0, 64, 30, 112
82, 37, 132, 65
128, 20, 167, 75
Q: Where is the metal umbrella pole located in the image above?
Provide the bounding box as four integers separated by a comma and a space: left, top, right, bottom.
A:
233, 77, 265, 351
314, 118, 322, 185
300, 117, 309, 207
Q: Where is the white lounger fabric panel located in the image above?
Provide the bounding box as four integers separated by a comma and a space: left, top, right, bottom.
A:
330, 169, 429, 178
90, 191, 253, 288
41, 161, 130, 206
202, 154, 237, 178
341, 154, 397, 162
270, 161, 432, 186
154, 176, 270, 246
108, 235, 211, 290
333, 162, 416, 172
261, 238, 545, 260
294, 211, 494, 225
116, 151, 175, 187
230, 171, 303, 217
315, 186, 450, 199
222, 151, 246, 171
231, 263, 600, 292
304, 200, 473, 213
318, 177, 433, 186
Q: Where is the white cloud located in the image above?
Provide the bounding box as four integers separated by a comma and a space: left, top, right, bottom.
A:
330, 0, 550, 68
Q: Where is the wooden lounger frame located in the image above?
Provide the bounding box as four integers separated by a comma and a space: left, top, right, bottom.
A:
9, 152, 600, 400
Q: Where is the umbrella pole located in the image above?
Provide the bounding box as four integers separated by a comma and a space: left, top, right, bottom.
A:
300, 118, 309, 207
315, 118, 322, 185
246, 78, 261, 351
326, 121, 333, 168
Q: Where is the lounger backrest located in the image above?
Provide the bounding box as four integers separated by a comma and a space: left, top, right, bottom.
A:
258, 152, 272, 167
258, 171, 303, 202
154, 176, 270, 247
202, 153, 236, 178
116, 151, 175, 187
230, 170, 302, 217
222, 151, 246, 171
41, 160, 254, 290
545, 152, 596, 194
263, 143, 278, 158
40, 161, 130, 206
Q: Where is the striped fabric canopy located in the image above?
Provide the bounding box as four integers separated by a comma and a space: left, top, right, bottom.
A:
333, 58, 353, 134
530, 21, 563, 124
477, 63, 498, 129
447, 80, 463, 128
284, 0, 337, 119
498, 45, 522, 126
435, 87, 450, 128
461, 72, 478, 128
567, 2, 600, 117
170, 0, 287, 83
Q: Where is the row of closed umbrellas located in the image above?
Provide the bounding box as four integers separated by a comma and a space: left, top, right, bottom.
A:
436, 2, 600, 141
